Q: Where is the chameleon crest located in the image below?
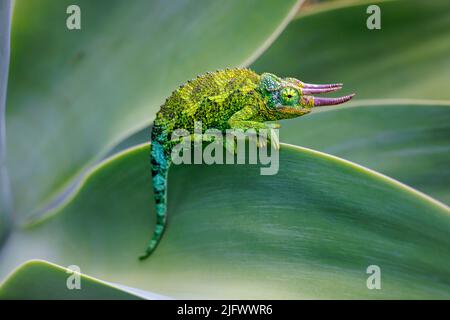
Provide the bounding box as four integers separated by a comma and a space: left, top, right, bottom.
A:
140, 68, 354, 260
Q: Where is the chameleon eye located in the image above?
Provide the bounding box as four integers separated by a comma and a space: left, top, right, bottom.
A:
280, 87, 299, 105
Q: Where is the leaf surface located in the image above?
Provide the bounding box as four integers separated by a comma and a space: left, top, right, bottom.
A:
1, 144, 448, 299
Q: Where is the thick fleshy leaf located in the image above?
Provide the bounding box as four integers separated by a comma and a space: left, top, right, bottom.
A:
0, 0, 12, 241
0, 144, 449, 299
0, 259, 168, 299
252, 0, 450, 99
5, 0, 300, 220
279, 101, 450, 205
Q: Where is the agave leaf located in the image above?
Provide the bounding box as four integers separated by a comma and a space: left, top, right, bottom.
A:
0, 144, 448, 299
0, 0, 12, 241
0, 259, 170, 299
280, 101, 450, 205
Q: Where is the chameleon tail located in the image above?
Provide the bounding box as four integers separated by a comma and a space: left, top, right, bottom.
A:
139, 134, 172, 260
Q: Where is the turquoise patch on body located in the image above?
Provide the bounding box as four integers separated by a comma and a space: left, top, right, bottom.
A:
156, 203, 166, 217
151, 141, 168, 170
152, 174, 166, 192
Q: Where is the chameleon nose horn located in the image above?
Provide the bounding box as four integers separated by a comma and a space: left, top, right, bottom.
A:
312, 93, 355, 106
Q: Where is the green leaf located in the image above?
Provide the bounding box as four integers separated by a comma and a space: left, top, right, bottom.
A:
0, 259, 168, 299
0, 0, 12, 242
1, 144, 449, 299
5, 0, 300, 220
252, 0, 450, 100
280, 101, 450, 205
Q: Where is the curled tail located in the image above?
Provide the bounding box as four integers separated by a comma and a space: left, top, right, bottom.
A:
139, 126, 172, 260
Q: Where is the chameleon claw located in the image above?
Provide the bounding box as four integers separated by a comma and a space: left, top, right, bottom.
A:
257, 137, 267, 148
268, 128, 280, 150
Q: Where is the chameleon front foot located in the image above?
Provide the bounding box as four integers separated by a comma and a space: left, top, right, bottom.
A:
247, 125, 280, 150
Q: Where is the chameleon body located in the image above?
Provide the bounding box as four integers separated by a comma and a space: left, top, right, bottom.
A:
140, 68, 354, 260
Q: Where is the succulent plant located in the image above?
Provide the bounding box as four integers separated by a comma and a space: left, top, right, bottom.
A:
0, 0, 449, 299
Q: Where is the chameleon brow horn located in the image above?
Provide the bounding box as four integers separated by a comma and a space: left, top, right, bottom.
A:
302, 82, 342, 89
300, 86, 342, 94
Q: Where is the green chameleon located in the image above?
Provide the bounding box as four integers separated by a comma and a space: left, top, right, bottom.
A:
140, 68, 354, 260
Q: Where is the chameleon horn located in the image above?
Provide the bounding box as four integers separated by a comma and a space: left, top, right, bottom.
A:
312, 93, 355, 106
302, 82, 343, 89
301, 86, 342, 94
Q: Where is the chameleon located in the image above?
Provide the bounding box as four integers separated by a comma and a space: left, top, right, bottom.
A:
139, 68, 354, 260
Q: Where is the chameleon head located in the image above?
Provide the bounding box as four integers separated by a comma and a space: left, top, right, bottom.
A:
258, 73, 355, 120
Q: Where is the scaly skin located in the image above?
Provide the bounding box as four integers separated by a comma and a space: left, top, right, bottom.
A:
140, 68, 354, 260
